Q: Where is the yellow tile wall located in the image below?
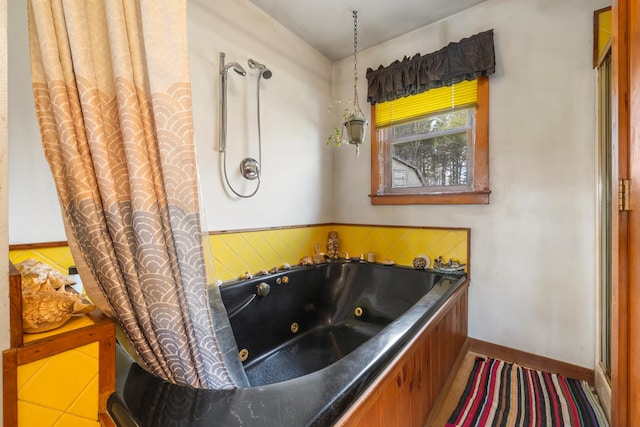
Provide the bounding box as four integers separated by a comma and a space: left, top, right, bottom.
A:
206, 224, 468, 281
9, 224, 469, 283
9, 245, 75, 275
17, 341, 100, 427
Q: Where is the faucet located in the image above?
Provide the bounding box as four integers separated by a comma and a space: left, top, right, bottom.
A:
256, 282, 270, 297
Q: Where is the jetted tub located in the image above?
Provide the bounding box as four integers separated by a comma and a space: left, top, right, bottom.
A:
108, 261, 468, 427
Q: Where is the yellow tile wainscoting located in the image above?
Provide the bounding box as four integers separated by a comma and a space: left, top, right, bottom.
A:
10, 224, 469, 283
16, 341, 101, 427
9, 245, 76, 277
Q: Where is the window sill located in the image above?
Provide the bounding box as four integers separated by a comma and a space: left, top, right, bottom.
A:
369, 190, 490, 205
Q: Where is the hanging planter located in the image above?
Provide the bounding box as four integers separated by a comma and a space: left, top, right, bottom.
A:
326, 111, 368, 149
344, 117, 367, 145
326, 11, 368, 156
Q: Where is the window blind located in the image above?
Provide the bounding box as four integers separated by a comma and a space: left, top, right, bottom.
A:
375, 79, 478, 127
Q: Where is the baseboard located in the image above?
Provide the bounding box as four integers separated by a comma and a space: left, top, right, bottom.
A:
469, 338, 594, 384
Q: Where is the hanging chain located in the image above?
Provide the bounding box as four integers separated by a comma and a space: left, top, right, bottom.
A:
352, 10, 362, 115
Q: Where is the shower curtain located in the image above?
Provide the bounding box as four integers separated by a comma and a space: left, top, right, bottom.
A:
27, 0, 248, 389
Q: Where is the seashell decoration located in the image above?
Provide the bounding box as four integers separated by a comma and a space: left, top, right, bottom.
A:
22, 286, 95, 333
300, 256, 313, 266
412, 255, 430, 270
16, 259, 95, 333
327, 231, 339, 260
15, 258, 74, 294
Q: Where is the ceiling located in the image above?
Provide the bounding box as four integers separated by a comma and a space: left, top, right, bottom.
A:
247, 0, 487, 61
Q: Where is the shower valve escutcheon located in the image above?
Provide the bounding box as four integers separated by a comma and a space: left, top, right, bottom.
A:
240, 158, 260, 180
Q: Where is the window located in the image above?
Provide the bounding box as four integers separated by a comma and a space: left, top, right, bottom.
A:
370, 77, 490, 205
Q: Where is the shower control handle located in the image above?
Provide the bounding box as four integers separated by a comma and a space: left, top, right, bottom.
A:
240, 158, 260, 180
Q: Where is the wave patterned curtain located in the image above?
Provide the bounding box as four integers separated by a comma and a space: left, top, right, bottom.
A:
27, 0, 248, 389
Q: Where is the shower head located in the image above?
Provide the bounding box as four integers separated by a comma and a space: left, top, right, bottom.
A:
248, 58, 272, 79
220, 52, 247, 76
224, 62, 247, 76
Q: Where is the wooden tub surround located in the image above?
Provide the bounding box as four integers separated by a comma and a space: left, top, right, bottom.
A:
336, 281, 469, 427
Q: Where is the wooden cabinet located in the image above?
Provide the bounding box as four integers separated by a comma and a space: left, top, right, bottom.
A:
2, 262, 116, 427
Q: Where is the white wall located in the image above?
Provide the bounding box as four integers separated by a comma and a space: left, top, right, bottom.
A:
8, 0, 66, 244
332, 0, 607, 368
8, 0, 334, 244
7, 0, 609, 369
187, 0, 334, 230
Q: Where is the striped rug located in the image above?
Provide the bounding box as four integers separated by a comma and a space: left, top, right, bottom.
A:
447, 357, 609, 427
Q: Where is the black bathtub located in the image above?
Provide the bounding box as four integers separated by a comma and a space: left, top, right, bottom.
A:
108, 261, 467, 427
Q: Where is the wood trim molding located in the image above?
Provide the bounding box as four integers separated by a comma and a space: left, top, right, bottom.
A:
469, 338, 594, 384
15, 318, 114, 365
9, 241, 69, 251
213, 223, 472, 234
474, 76, 490, 193
9, 262, 23, 347
99, 332, 116, 414
2, 349, 18, 427
611, 0, 631, 425
370, 103, 379, 198
370, 191, 490, 205
627, 0, 640, 421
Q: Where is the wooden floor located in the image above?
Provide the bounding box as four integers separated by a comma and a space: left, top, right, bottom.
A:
425, 351, 482, 427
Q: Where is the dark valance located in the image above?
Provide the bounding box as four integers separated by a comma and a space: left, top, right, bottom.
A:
366, 29, 495, 105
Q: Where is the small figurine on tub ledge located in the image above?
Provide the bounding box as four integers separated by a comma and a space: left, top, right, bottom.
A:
326, 231, 339, 260
432, 256, 466, 273
312, 243, 325, 264
300, 256, 313, 266
239, 271, 253, 280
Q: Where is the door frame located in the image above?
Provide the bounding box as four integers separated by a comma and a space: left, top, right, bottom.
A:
611, 0, 639, 425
